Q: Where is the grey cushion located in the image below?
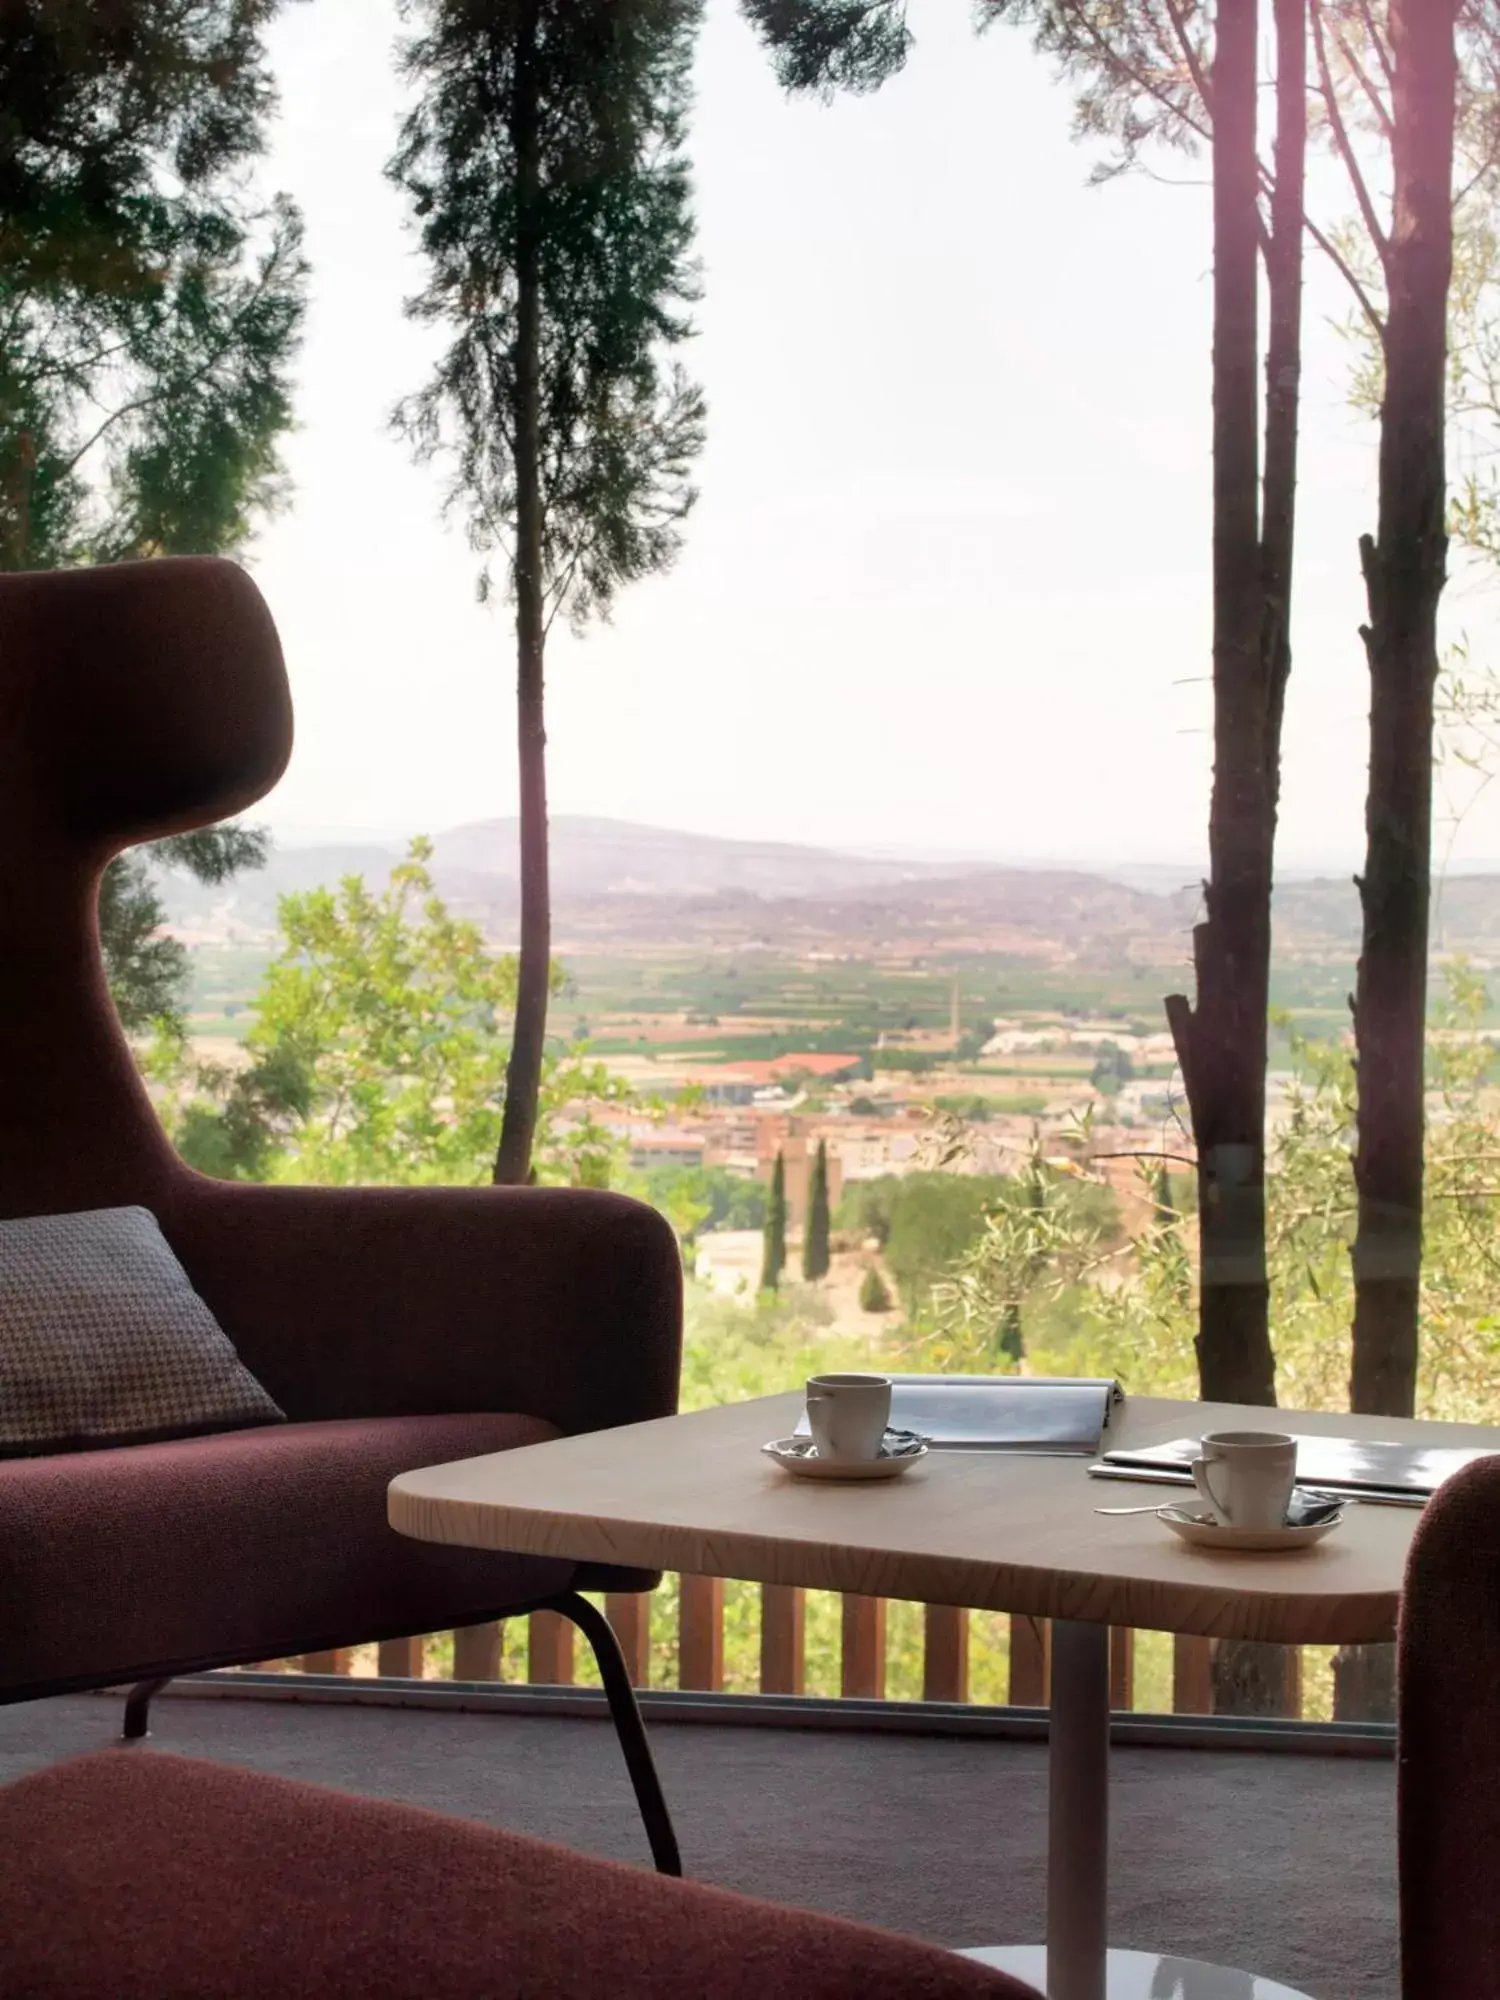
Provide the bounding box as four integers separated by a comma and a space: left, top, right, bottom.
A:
0, 1206, 283, 1457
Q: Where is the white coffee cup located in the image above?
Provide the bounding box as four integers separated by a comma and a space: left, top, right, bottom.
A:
1191, 1431, 1297, 1530
805, 1373, 892, 1464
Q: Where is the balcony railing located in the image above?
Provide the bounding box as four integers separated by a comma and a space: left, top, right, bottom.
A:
271, 1578, 1365, 1722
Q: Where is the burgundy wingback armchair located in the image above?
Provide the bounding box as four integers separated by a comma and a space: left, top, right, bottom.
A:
0, 558, 684, 1866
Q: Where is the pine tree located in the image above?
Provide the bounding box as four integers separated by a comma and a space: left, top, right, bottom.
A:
0, 3, 307, 571
1, 2, 305, 1033
802, 1139, 831, 1280
101, 826, 270, 1034
761, 1152, 787, 1291
391, 0, 706, 1185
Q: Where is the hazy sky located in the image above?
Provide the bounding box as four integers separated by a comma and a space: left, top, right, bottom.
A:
249, 0, 1500, 869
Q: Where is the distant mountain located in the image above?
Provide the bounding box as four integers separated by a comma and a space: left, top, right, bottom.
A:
432, 816, 951, 899
156, 841, 401, 937
149, 814, 1500, 969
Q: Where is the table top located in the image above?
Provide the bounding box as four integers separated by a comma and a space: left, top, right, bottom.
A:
388, 1391, 1500, 1645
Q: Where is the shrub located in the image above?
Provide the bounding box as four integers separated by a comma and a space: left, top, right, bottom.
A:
859, 1266, 893, 1313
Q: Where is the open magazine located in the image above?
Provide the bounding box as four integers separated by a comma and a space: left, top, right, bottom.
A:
796, 1375, 1122, 1454
1091, 1433, 1499, 1505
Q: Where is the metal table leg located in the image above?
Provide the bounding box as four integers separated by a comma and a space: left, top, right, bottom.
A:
960, 1617, 1316, 1998
1046, 1619, 1112, 2000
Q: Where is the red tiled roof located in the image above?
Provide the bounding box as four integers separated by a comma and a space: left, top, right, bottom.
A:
764, 1053, 862, 1079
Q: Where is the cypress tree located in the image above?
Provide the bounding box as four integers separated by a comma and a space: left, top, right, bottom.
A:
802, 1139, 831, 1280
761, 1152, 787, 1291
859, 1266, 892, 1313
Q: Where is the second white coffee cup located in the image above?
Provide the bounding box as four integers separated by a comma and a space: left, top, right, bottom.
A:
1191, 1430, 1297, 1530
806, 1373, 892, 1464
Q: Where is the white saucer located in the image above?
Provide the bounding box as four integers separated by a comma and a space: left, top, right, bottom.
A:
1158, 1502, 1344, 1552
761, 1435, 929, 1481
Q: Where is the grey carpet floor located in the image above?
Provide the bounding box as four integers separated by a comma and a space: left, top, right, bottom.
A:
0, 1693, 1395, 1999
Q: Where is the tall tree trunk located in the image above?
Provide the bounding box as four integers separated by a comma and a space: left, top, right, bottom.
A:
1261, 0, 1305, 811
1348, 0, 1457, 1415
1338, 0, 1457, 1727
1165, 0, 1276, 1410
494, 0, 549, 1188
1187, 0, 1308, 1720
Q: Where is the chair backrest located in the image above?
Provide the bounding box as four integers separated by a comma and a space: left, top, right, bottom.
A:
1397, 1453, 1500, 1996
0, 558, 291, 1217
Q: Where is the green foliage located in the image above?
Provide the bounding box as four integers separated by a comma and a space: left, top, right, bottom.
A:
2, 8, 302, 1028
678, 1278, 845, 1411
632, 1163, 766, 1244
904, 969, 1500, 1424
835, 1173, 898, 1245
390, 0, 706, 632
858, 1264, 892, 1313
955, 1022, 992, 1061
919, 1140, 1108, 1370
884, 1173, 1001, 1309
1089, 1044, 1134, 1096
740, 0, 911, 98
936, 1090, 1048, 1118
104, 824, 269, 1034
0, 3, 307, 569
760, 1151, 787, 1291
156, 841, 630, 1187
935, 1093, 993, 1122
977, 0, 1208, 184
802, 1139, 831, 1280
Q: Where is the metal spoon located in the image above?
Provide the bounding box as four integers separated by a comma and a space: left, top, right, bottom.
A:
1094, 1495, 1348, 1522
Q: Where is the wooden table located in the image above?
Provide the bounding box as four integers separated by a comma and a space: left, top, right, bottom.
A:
390, 1391, 1500, 2000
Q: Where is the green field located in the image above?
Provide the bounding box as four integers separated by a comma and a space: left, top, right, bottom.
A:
184, 945, 275, 1040
184, 941, 1409, 1081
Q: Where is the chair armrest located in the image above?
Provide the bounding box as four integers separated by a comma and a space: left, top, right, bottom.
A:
161, 1179, 682, 1437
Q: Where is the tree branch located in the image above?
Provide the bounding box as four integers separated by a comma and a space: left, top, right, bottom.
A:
1333, 19, 1394, 138
1059, 1, 1212, 149
1353, 0, 1394, 94
58, 241, 289, 477
1161, 0, 1213, 121
1088, 1150, 1200, 1169
1303, 207, 1386, 339
1311, 0, 1389, 267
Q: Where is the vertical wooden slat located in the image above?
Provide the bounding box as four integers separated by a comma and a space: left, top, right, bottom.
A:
377, 1636, 424, 1679
759, 1583, 805, 1695
606, 1592, 651, 1686
1009, 1615, 1051, 1706
1109, 1628, 1135, 1712
922, 1603, 969, 1703
299, 1649, 350, 1675
453, 1621, 502, 1681
528, 1610, 575, 1685
1281, 1645, 1304, 1719
841, 1594, 886, 1699
1173, 1635, 1214, 1714
678, 1574, 725, 1690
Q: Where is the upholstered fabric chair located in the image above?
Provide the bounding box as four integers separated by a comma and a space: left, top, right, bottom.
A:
1397, 1452, 1500, 1995
0, 558, 684, 1868
0, 1751, 1044, 1999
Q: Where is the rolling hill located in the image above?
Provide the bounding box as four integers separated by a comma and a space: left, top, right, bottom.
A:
151, 816, 1500, 970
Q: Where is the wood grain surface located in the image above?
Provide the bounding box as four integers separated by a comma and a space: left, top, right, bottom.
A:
388, 1393, 1500, 1646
